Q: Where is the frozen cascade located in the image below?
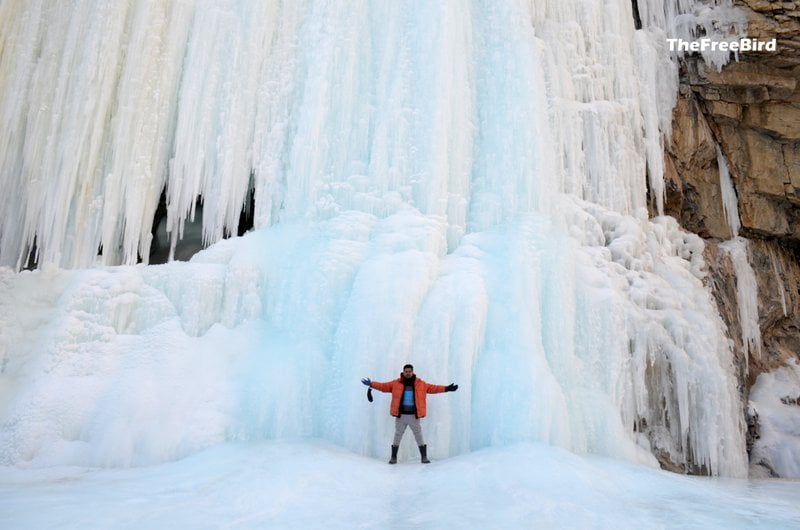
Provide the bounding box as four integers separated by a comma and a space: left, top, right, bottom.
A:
0, 1, 748, 476
720, 238, 762, 368
769, 246, 788, 318
0, 0, 745, 268
716, 145, 741, 237
715, 148, 766, 370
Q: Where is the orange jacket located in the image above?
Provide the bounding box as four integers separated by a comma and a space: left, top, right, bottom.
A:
370, 376, 446, 418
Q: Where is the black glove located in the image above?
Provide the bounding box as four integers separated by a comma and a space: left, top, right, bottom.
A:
361, 378, 372, 387
445, 383, 458, 392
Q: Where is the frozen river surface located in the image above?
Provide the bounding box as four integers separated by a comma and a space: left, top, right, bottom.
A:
2, 441, 798, 529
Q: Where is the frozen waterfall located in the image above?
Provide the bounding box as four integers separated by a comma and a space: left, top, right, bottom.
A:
2, 0, 745, 269
0, 0, 748, 477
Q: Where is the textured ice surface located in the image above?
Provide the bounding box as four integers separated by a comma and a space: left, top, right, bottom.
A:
1, 441, 798, 529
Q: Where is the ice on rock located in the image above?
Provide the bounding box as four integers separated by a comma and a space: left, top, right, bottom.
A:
720, 237, 762, 368
557, 197, 746, 476
637, 0, 746, 70
717, 145, 741, 238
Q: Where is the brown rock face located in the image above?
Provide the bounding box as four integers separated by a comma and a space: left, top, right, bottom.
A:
660, 1, 800, 474
665, 95, 736, 240
670, 64, 800, 243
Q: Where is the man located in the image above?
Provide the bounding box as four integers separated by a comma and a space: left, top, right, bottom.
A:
361, 364, 458, 464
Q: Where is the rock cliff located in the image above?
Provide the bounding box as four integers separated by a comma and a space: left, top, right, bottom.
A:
660, 0, 800, 476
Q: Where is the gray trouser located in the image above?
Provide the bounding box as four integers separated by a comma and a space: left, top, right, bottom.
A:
393, 414, 425, 446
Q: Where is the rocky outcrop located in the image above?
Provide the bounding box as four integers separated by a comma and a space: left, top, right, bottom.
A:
659, 1, 800, 476
665, 57, 800, 246
738, 0, 800, 69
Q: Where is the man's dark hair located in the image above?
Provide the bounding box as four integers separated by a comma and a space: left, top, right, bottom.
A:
403, 364, 413, 371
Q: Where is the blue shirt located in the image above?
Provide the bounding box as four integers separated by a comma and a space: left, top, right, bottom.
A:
401, 386, 415, 413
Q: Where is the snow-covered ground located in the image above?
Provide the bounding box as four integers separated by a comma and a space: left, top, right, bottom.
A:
750, 361, 800, 478
1, 441, 798, 529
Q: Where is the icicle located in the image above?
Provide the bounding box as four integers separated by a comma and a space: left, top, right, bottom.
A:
720, 237, 762, 367
716, 145, 740, 237
768, 245, 788, 318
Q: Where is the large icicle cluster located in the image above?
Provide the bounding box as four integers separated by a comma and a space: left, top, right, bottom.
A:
0, 0, 744, 268
560, 198, 746, 476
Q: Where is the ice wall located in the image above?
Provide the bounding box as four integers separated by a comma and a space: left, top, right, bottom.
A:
0, 0, 748, 476
0, 200, 747, 475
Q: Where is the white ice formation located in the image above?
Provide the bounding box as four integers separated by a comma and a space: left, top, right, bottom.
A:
719, 238, 762, 370
0, 0, 749, 476
715, 147, 762, 371
0, 0, 743, 269
750, 360, 800, 478
716, 145, 741, 238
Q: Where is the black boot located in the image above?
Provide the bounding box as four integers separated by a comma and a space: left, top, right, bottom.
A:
388, 445, 398, 464
419, 444, 430, 464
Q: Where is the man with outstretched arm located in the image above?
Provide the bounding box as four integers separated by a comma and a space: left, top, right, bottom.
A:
361, 364, 458, 464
